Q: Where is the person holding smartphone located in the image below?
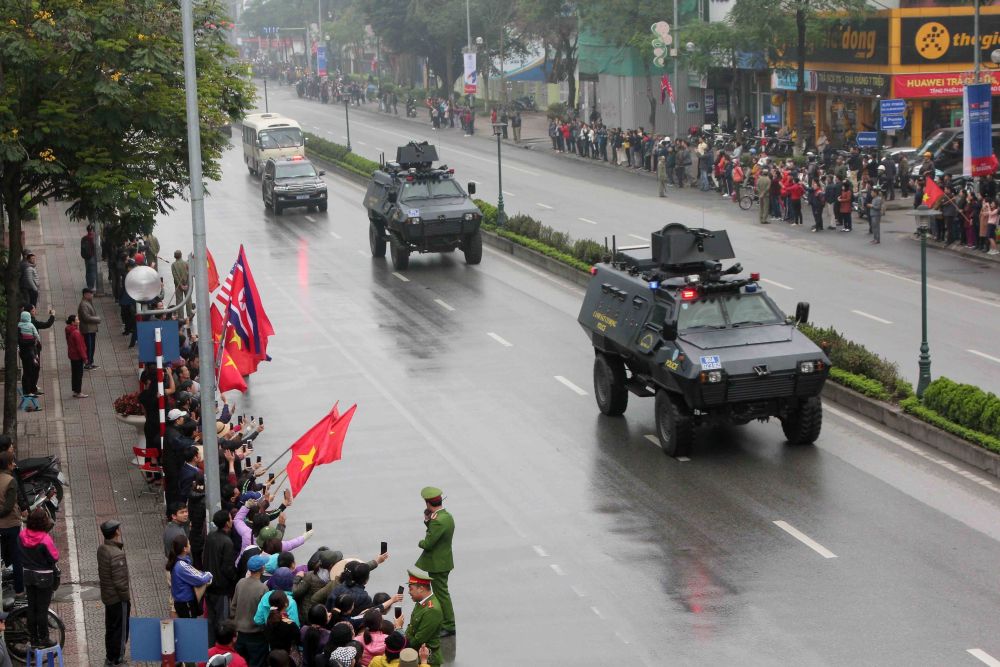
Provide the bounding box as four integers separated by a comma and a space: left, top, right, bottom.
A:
416, 487, 455, 638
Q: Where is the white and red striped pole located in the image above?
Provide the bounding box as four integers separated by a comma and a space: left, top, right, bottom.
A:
159, 618, 176, 667
153, 327, 165, 483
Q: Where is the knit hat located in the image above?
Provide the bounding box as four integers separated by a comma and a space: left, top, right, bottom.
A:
268, 566, 294, 591
399, 648, 419, 667
246, 555, 267, 573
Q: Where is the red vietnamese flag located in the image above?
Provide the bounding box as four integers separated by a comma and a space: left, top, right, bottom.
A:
217, 347, 248, 393
206, 249, 221, 292
285, 404, 357, 496
923, 176, 944, 208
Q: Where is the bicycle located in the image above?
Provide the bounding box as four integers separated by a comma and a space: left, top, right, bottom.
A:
2, 562, 66, 663
738, 191, 759, 211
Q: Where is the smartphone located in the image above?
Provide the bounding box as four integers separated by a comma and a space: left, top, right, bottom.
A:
397, 585, 404, 595
256, 455, 261, 464
244, 459, 252, 469
306, 522, 313, 532
250, 415, 255, 422
241, 445, 247, 454
394, 607, 402, 619
238, 415, 244, 425
268, 472, 275, 482
259, 416, 264, 426
380, 541, 388, 555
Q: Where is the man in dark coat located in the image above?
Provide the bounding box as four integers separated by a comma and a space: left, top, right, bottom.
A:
203, 510, 238, 645
97, 520, 130, 666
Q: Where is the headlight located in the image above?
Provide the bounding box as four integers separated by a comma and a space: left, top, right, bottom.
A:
798, 360, 825, 374
274, 185, 289, 192
707, 370, 722, 383
407, 216, 421, 224
463, 212, 475, 221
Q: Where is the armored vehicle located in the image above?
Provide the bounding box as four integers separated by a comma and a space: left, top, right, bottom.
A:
261, 155, 327, 215
364, 142, 482, 270
577, 224, 829, 457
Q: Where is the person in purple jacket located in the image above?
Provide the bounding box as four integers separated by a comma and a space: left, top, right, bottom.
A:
166, 534, 213, 618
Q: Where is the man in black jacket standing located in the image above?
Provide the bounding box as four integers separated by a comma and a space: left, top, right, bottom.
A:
97, 520, 130, 666
203, 510, 238, 645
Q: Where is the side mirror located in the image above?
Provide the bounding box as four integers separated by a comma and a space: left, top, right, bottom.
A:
318, 170, 325, 176
795, 301, 810, 324
387, 191, 397, 203
467, 182, 477, 195
661, 320, 678, 341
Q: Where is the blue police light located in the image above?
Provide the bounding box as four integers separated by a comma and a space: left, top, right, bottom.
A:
649, 280, 660, 290
744, 284, 757, 293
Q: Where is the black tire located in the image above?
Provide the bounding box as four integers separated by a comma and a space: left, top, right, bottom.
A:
263, 189, 271, 209
389, 236, 409, 270
369, 221, 386, 258
307, 205, 316, 212
463, 230, 483, 265
4, 607, 65, 663
318, 202, 328, 212
273, 194, 283, 216
781, 396, 823, 445
593, 354, 628, 416
654, 389, 695, 457
739, 194, 754, 211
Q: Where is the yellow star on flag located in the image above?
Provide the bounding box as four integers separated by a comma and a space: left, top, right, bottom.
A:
228, 330, 243, 349
224, 356, 238, 370
297, 446, 317, 470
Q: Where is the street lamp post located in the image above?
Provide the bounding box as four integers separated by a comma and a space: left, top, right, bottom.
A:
492, 122, 506, 226
344, 98, 352, 151
910, 205, 936, 398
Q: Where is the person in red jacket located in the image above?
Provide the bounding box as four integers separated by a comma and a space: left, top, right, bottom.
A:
787, 177, 806, 226
64, 314, 88, 398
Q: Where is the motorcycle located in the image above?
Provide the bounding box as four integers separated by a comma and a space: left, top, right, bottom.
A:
405, 99, 418, 118
17, 455, 65, 516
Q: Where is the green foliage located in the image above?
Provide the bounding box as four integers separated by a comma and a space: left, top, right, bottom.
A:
303, 133, 380, 178
901, 396, 1000, 454
829, 367, 891, 402
799, 324, 912, 402
921, 377, 1000, 437
547, 102, 568, 119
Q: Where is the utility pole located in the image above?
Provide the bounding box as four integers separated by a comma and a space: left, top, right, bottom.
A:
673, 0, 680, 140
974, 0, 981, 81
305, 23, 312, 75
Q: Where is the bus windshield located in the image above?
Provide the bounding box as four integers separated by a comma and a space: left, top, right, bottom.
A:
258, 127, 304, 149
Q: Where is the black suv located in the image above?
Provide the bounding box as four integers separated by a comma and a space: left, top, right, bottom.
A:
262, 156, 328, 215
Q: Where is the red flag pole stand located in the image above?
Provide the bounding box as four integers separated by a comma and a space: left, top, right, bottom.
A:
160, 618, 176, 667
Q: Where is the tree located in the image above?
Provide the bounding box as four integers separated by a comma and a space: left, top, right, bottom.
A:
678, 19, 758, 131
516, 0, 579, 108
0, 0, 254, 435
727, 0, 869, 151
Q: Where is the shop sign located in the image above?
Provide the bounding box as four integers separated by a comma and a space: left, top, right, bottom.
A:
771, 69, 818, 92
704, 89, 716, 115
893, 71, 1000, 99
814, 71, 890, 97
687, 72, 707, 89
901, 14, 1000, 65
686, 101, 701, 112
808, 17, 890, 65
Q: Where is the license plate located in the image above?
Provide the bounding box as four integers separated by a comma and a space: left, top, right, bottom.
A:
296, 194, 310, 200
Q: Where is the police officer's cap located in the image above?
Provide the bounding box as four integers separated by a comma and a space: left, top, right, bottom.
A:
407, 567, 432, 586
420, 486, 443, 503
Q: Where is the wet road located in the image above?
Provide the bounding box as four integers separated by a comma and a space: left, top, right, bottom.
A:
258, 84, 1000, 394
151, 140, 1000, 665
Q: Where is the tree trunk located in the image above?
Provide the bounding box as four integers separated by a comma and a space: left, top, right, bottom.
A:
1, 179, 23, 438
795, 2, 806, 156
444, 39, 453, 99
644, 66, 656, 130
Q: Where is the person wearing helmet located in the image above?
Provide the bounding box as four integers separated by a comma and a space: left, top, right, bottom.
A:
918, 151, 936, 180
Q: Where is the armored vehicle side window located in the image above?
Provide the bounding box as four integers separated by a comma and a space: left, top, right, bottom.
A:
678, 299, 725, 330
724, 294, 783, 326
648, 303, 668, 330
400, 179, 464, 202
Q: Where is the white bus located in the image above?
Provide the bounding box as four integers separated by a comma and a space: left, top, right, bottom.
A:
242, 113, 304, 176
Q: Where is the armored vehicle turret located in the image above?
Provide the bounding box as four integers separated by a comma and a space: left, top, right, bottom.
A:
577, 223, 830, 456
364, 142, 483, 270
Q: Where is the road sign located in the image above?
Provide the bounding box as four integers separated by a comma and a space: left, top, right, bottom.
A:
763, 113, 780, 124
879, 98, 906, 115
856, 132, 878, 147
880, 115, 906, 131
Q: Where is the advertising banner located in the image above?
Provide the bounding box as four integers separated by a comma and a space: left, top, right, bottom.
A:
901, 15, 1000, 66
894, 71, 1000, 99
808, 17, 890, 65
963, 83, 993, 178
317, 46, 327, 78
463, 52, 477, 94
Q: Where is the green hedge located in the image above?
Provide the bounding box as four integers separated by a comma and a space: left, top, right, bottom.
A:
304, 133, 380, 179
829, 367, 891, 402
901, 396, 1000, 454
921, 377, 1000, 437
799, 324, 913, 402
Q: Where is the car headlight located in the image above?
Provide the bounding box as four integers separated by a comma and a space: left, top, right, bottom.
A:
274, 185, 289, 192
699, 370, 723, 384
798, 360, 825, 374
463, 212, 475, 221
407, 216, 421, 224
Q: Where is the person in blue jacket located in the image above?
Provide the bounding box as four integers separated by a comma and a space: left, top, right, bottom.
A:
167, 534, 213, 618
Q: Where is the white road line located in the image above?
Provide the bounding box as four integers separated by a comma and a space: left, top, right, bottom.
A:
550, 563, 566, 576
967, 649, 1000, 666
578, 217, 598, 225
761, 278, 793, 290
536, 202, 553, 210
391, 272, 410, 282
874, 269, 1000, 309
773, 520, 837, 559
591, 606, 605, 619
311, 125, 322, 130
304, 215, 316, 222
554, 375, 588, 395
502, 190, 516, 197
968, 349, 1000, 364
825, 404, 1000, 494
434, 298, 455, 312
676, 456, 691, 462
329, 231, 342, 239
342, 135, 349, 140
851, 309, 893, 325
614, 631, 630, 645
644, 434, 659, 446
487, 332, 513, 347
628, 234, 648, 242
374, 147, 384, 153
356, 140, 367, 146
532, 545, 548, 558
571, 585, 586, 597
357, 250, 369, 257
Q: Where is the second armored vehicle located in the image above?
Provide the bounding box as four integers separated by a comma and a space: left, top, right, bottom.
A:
364, 142, 482, 270
577, 224, 830, 456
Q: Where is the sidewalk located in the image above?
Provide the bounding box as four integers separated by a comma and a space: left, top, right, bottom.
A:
15, 202, 170, 666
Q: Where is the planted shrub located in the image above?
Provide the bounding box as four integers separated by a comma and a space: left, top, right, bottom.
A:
799, 324, 911, 401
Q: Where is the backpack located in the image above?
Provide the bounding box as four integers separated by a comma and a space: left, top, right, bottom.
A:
80, 235, 93, 260
733, 165, 745, 183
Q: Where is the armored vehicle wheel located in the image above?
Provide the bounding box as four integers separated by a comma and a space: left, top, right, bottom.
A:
389, 236, 410, 270
593, 354, 628, 416
369, 221, 387, 258
463, 231, 483, 265
654, 389, 694, 457
738, 194, 754, 211
781, 396, 822, 445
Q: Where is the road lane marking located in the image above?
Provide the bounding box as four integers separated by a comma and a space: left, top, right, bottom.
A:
644, 434, 659, 446
591, 606, 605, 619
874, 269, 1000, 309
550, 564, 566, 576
356, 250, 369, 257
676, 456, 691, 462
391, 272, 410, 282
825, 404, 1000, 494
374, 147, 384, 153
329, 231, 342, 239
571, 585, 586, 597
628, 234, 648, 241
578, 217, 598, 225
536, 202, 553, 209
487, 332, 513, 347
434, 298, 455, 312
532, 545, 548, 557
502, 190, 515, 197
305, 215, 316, 222
554, 375, 587, 395
615, 631, 630, 645
851, 309, 893, 324
968, 649, 1000, 666
761, 278, 793, 290
342, 135, 349, 140
773, 520, 837, 559
968, 349, 1000, 364
356, 140, 367, 146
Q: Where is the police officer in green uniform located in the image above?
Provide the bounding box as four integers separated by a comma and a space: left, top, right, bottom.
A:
416, 486, 455, 637
404, 567, 443, 665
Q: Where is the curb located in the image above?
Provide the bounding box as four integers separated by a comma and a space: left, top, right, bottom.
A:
480, 232, 593, 289
903, 232, 1000, 265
